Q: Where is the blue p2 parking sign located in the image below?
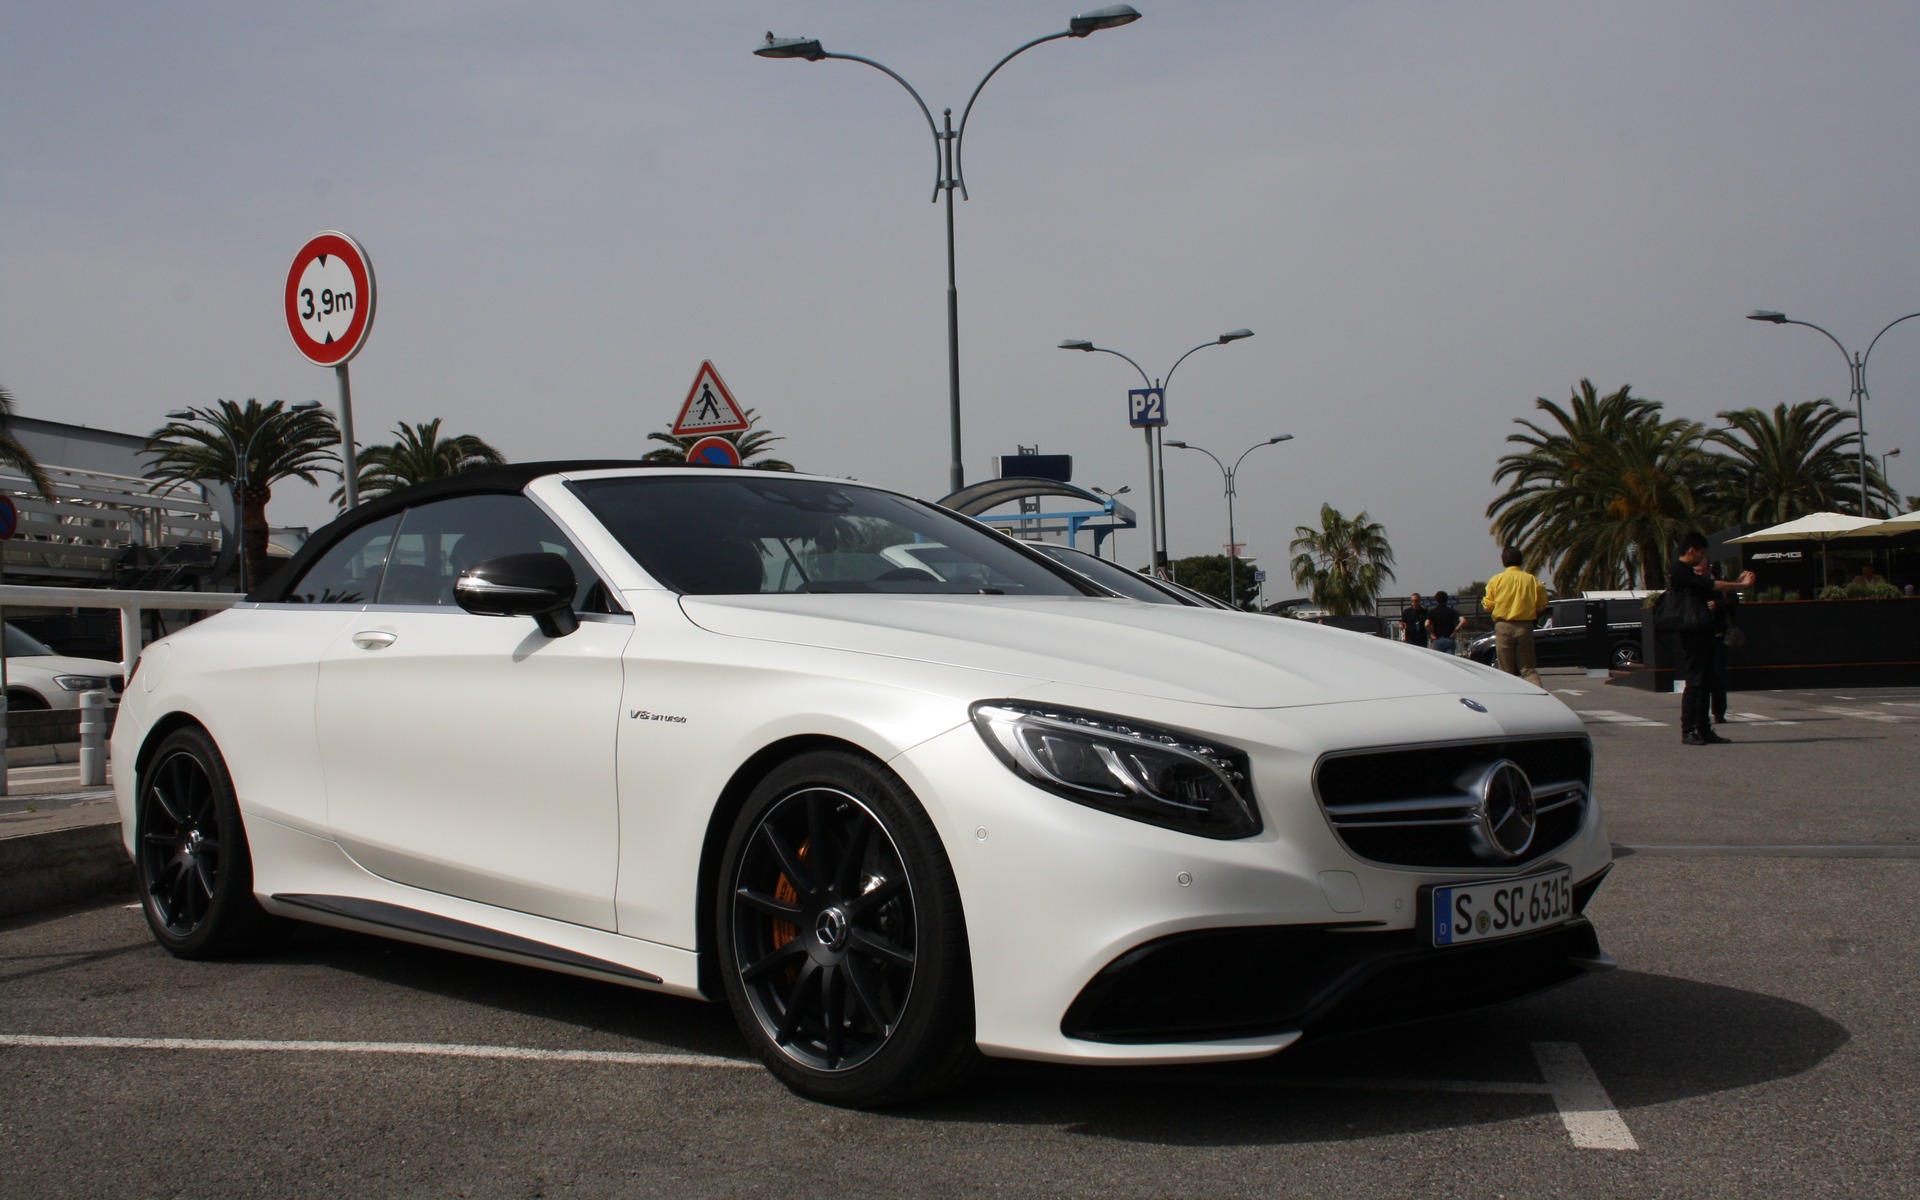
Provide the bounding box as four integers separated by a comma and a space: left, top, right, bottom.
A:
1127, 387, 1166, 428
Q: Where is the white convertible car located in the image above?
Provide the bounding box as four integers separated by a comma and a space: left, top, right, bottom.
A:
113, 463, 1612, 1106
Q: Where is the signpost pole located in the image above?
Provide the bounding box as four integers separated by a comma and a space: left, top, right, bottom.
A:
336, 364, 358, 510
0, 495, 13, 796
286, 231, 375, 512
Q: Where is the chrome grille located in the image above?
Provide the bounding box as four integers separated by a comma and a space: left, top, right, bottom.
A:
1313, 736, 1592, 869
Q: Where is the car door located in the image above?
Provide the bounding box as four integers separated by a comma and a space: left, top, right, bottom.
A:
315, 492, 632, 930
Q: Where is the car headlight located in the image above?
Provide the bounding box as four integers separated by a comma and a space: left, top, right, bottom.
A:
54, 675, 112, 691
970, 701, 1261, 839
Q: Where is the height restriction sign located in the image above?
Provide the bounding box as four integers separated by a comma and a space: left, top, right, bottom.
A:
285, 231, 376, 366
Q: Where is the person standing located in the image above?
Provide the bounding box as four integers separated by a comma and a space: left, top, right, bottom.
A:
1705, 563, 1740, 726
1400, 593, 1430, 648
1484, 546, 1549, 687
1427, 590, 1462, 654
1669, 531, 1755, 745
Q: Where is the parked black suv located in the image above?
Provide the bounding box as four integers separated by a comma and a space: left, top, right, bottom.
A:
1466, 597, 1646, 668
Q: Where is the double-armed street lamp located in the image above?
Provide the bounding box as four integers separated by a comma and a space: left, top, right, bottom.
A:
166, 400, 323, 592
756, 6, 1143, 496
1057, 329, 1254, 573
1164, 435, 1293, 608
1747, 308, 1920, 516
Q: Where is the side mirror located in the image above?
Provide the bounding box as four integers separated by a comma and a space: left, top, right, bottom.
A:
454, 552, 580, 638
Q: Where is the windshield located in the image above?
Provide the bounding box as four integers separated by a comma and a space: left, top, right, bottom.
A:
1028, 544, 1186, 605
570, 475, 1091, 597
4, 624, 57, 658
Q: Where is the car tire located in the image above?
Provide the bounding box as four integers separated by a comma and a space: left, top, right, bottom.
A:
1612, 642, 1643, 667
135, 727, 280, 959
716, 750, 978, 1107
5, 689, 49, 711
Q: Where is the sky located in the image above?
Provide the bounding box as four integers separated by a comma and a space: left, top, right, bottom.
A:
7, 0, 1920, 597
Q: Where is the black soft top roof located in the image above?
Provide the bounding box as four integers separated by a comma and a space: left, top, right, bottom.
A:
251, 459, 664, 602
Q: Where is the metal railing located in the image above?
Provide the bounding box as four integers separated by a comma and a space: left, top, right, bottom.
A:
0, 584, 243, 678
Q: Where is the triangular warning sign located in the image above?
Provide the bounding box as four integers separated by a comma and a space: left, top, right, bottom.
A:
671, 360, 750, 435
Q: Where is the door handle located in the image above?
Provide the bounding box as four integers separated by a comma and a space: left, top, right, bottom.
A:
351, 630, 398, 650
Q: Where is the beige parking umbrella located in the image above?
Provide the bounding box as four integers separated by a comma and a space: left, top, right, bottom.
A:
1728, 511, 1884, 586
1852, 509, 1920, 536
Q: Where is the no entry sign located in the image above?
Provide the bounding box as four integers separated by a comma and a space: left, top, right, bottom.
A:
285, 231, 376, 366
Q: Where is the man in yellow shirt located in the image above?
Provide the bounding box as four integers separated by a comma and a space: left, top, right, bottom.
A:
1483, 545, 1550, 687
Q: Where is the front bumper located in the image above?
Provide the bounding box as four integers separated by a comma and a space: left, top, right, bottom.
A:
1064, 886, 1611, 1045
891, 690, 1613, 1066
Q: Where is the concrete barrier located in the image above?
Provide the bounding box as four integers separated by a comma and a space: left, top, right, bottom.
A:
0, 822, 134, 918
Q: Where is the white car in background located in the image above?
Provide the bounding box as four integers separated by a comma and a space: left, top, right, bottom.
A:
5, 624, 123, 710
112, 463, 1613, 1107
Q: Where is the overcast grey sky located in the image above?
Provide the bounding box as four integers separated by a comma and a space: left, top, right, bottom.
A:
7, 1, 1920, 594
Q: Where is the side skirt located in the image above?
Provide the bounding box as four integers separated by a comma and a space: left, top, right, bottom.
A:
272, 893, 663, 986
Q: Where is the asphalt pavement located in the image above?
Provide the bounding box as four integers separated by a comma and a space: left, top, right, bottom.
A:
2, 670, 1915, 1197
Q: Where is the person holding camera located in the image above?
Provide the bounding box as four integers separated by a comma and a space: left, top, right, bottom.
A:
1669, 531, 1754, 745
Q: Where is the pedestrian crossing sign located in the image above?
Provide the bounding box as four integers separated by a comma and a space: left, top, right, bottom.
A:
671, 361, 751, 435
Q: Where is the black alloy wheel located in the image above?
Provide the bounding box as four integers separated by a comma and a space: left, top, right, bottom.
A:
136, 727, 276, 958
1612, 641, 1643, 667
718, 751, 976, 1107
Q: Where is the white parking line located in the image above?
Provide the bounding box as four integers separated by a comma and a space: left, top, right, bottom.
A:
1533, 1041, 1639, 1150
1575, 709, 1665, 727
1281, 1041, 1636, 1151
1725, 712, 1799, 726
0, 1033, 757, 1070
2, 1033, 1637, 1150
1809, 705, 1912, 724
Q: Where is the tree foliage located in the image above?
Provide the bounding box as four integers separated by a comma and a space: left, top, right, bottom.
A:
1289, 504, 1396, 616
1488, 382, 1903, 592
143, 399, 341, 588
1169, 554, 1262, 609
0, 384, 56, 499
642, 408, 795, 471
332, 418, 507, 504
1709, 400, 1891, 523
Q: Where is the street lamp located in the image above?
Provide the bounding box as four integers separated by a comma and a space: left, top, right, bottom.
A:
1057, 328, 1253, 572
757, 6, 1142, 497
1747, 308, 1920, 515
1886, 447, 1904, 510
166, 400, 323, 592
1164, 434, 1293, 608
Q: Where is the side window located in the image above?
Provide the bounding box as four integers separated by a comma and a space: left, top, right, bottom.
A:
376, 493, 608, 612
281, 514, 399, 604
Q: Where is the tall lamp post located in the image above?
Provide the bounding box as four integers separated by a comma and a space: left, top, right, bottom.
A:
1747, 308, 1920, 515
756, 6, 1142, 496
1057, 328, 1254, 573
1164, 435, 1293, 608
166, 400, 322, 593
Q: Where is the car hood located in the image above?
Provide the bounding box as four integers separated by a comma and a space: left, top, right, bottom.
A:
678, 594, 1537, 709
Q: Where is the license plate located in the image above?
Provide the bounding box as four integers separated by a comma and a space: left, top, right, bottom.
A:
1430, 866, 1574, 947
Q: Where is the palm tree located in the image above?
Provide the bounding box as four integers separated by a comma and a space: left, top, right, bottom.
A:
1709, 400, 1891, 522
332, 418, 507, 504
1289, 504, 1396, 615
1487, 380, 1720, 591
642, 408, 795, 471
144, 399, 341, 588
0, 384, 57, 499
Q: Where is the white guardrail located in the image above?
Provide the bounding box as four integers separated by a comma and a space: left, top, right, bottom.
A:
0, 586, 243, 794
0, 584, 245, 678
